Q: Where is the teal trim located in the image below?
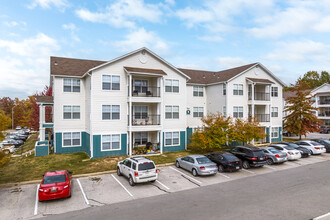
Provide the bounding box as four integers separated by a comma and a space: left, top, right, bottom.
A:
55, 132, 89, 154
42, 124, 53, 128
186, 128, 193, 145
271, 127, 282, 142
266, 127, 270, 143
83, 132, 91, 157
42, 104, 53, 106
37, 141, 49, 145
163, 131, 186, 152
92, 133, 127, 158
35, 145, 49, 157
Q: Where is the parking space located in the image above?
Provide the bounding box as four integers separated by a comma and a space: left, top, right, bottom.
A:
2, 153, 330, 218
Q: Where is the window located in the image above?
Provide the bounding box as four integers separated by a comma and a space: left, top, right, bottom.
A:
134, 80, 148, 93
193, 107, 204, 117
165, 106, 179, 119
223, 106, 226, 117
271, 107, 278, 117
193, 86, 203, 97
134, 132, 148, 145
271, 127, 279, 138
165, 132, 180, 146
102, 134, 120, 151
102, 105, 120, 120
63, 132, 80, 147
102, 75, 120, 90
271, 87, 278, 97
165, 79, 179, 93
233, 106, 243, 118
63, 105, 80, 119
63, 79, 80, 92
134, 106, 148, 119
233, 84, 243, 95
223, 84, 226, 95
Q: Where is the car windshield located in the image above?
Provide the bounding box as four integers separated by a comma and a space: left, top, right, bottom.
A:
43, 175, 66, 184
288, 143, 300, 148
310, 141, 322, 146
268, 148, 280, 154
284, 146, 295, 150
196, 157, 212, 164
138, 162, 155, 171
222, 153, 238, 160
322, 140, 330, 144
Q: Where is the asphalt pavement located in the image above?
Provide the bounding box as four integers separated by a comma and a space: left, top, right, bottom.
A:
43, 159, 330, 220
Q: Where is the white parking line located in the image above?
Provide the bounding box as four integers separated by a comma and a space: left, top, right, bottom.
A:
77, 179, 90, 205
285, 162, 297, 166
156, 180, 170, 190
111, 174, 134, 197
241, 169, 255, 174
34, 184, 39, 215
169, 167, 202, 185
314, 212, 330, 220
218, 173, 230, 179
264, 165, 276, 170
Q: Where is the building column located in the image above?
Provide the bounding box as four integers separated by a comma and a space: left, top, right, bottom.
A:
129, 74, 133, 156
251, 83, 255, 117
160, 131, 163, 154
39, 104, 45, 141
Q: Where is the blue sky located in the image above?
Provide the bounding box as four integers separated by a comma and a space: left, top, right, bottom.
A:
1, 0, 330, 99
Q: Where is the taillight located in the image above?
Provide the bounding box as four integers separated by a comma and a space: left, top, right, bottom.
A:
200, 166, 205, 170
265, 156, 268, 159
250, 157, 258, 161
134, 171, 138, 177
64, 185, 68, 189
275, 154, 279, 158
155, 169, 158, 173
216, 164, 218, 167
226, 162, 231, 164
315, 147, 320, 149
288, 152, 293, 155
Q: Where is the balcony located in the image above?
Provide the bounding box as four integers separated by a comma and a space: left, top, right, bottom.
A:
318, 99, 330, 105
130, 86, 160, 97
319, 111, 330, 117
128, 114, 160, 126
250, 114, 270, 122
248, 92, 270, 101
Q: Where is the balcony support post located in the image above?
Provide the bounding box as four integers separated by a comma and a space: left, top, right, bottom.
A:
129, 74, 133, 156
251, 83, 255, 118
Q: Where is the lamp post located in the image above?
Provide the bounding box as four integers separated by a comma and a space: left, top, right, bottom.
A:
12, 106, 14, 130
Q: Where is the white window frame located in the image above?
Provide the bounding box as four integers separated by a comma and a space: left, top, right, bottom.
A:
271, 107, 278, 117
193, 86, 203, 97
164, 131, 180, 146
102, 105, 120, 120
223, 106, 226, 117
134, 106, 148, 119
223, 84, 226, 95
62, 132, 81, 147
233, 84, 243, 95
63, 78, 80, 93
233, 106, 243, 118
165, 105, 179, 119
271, 127, 279, 138
102, 74, 120, 91
134, 79, 149, 93
271, 87, 278, 97
134, 132, 148, 145
101, 134, 121, 151
193, 107, 204, 117
165, 79, 179, 93
63, 105, 80, 119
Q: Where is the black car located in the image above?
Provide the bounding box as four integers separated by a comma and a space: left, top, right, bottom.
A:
229, 146, 267, 169
312, 139, 330, 153
205, 152, 242, 172
277, 142, 310, 157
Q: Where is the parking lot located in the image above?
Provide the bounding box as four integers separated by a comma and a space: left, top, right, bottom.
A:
1, 153, 330, 219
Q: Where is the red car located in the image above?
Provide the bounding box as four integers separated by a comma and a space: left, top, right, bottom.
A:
38, 170, 72, 201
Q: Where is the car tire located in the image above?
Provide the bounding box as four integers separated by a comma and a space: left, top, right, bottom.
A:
150, 180, 156, 183
68, 191, 71, 198
128, 176, 135, 186
310, 150, 313, 155
266, 158, 274, 165
242, 160, 250, 169
117, 167, 122, 176
192, 169, 198, 176
218, 165, 224, 172
176, 161, 180, 168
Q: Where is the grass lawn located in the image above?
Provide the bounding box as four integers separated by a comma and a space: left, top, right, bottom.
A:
13, 133, 38, 155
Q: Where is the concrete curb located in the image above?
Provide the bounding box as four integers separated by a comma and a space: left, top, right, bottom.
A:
0, 162, 175, 188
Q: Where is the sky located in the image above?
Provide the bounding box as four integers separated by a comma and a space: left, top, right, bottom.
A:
1, 0, 330, 99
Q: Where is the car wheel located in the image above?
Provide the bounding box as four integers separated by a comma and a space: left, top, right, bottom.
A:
266, 158, 274, 165
218, 165, 225, 172
176, 161, 180, 168
242, 160, 250, 169
310, 150, 313, 155
68, 191, 71, 198
150, 180, 156, 183
128, 176, 135, 186
192, 169, 198, 176
117, 167, 122, 176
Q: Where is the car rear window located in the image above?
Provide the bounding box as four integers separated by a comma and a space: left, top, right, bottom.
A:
43, 175, 66, 184
138, 162, 155, 171
196, 157, 212, 164
252, 150, 265, 157
222, 153, 238, 160
288, 143, 300, 148
284, 146, 295, 150
310, 141, 321, 146
323, 140, 330, 144
268, 148, 280, 154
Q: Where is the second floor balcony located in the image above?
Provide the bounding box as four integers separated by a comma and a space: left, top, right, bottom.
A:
318, 97, 330, 105
249, 114, 270, 122
319, 111, 330, 117
248, 92, 270, 101
128, 114, 161, 126
131, 86, 160, 97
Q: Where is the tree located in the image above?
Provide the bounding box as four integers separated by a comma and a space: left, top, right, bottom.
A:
0, 97, 14, 116
300, 71, 330, 89
232, 117, 267, 145
0, 110, 11, 141
284, 80, 322, 139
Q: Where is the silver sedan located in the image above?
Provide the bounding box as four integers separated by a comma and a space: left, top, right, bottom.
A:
176, 155, 218, 176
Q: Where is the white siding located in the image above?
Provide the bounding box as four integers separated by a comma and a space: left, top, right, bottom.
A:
186, 85, 207, 128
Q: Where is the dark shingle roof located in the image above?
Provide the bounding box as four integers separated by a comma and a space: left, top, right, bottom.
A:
124, 66, 167, 75
246, 77, 274, 84
179, 63, 257, 84
36, 96, 53, 103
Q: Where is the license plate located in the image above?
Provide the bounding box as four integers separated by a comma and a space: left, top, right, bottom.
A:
260, 157, 264, 160
236, 166, 239, 169
51, 188, 57, 192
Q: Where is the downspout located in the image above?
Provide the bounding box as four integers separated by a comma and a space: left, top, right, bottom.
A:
88, 72, 93, 158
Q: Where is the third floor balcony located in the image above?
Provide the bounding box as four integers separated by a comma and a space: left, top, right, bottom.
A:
248, 92, 270, 101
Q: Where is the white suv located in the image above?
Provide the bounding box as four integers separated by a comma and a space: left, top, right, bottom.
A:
117, 157, 158, 186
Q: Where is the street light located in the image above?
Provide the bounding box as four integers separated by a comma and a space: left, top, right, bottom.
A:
11, 105, 15, 130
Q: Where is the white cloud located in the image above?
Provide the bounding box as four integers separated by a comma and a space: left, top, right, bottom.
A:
216, 57, 249, 69
165, 0, 175, 5
28, 0, 69, 11
113, 28, 169, 54
76, 0, 163, 28
62, 23, 80, 42
3, 21, 26, 27
198, 36, 223, 42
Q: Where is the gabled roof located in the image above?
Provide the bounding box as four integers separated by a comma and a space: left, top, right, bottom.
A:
311, 83, 330, 94
179, 63, 257, 84
246, 77, 274, 84
36, 96, 53, 104
124, 66, 167, 75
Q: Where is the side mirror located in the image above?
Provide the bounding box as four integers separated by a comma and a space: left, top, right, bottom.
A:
120, 161, 124, 164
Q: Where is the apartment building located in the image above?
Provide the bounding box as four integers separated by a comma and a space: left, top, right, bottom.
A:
37, 48, 285, 158
311, 83, 330, 127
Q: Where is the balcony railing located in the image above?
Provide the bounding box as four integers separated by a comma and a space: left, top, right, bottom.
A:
130, 86, 160, 97
248, 92, 270, 101
249, 114, 270, 122
318, 111, 330, 117
128, 114, 160, 126
318, 99, 330, 105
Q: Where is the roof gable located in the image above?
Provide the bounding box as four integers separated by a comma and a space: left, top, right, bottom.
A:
311, 83, 330, 94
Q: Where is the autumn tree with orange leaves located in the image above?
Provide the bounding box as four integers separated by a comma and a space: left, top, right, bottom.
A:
284, 80, 322, 139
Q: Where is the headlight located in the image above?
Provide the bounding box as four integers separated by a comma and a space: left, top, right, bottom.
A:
64, 185, 69, 189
